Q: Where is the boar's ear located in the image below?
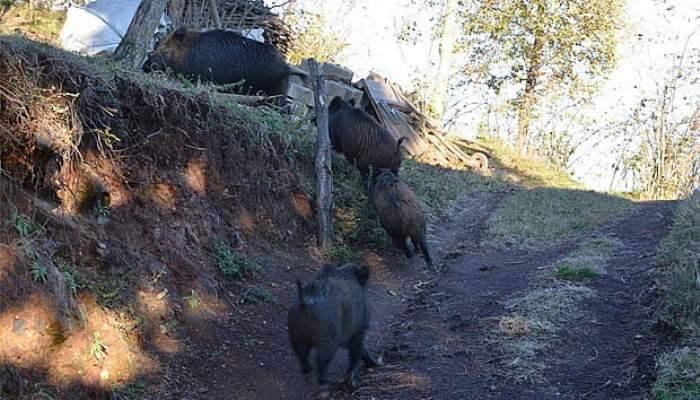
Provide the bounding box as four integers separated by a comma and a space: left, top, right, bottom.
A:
172, 27, 188, 41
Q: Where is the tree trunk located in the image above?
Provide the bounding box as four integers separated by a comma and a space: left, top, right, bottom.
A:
430, 0, 457, 123
309, 60, 333, 252
515, 35, 544, 154
114, 0, 168, 69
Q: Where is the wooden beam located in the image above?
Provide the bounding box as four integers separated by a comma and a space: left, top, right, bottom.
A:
309, 59, 333, 251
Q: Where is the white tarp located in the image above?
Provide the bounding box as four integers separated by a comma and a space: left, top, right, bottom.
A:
59, 0, 142, 55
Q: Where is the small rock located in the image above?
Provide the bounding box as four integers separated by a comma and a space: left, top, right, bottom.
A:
100, 370, 110, 380
490, 385, 496, 391
387, 290, 397, 296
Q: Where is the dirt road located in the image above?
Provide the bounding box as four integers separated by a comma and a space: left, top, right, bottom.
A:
159, 192, 676, 400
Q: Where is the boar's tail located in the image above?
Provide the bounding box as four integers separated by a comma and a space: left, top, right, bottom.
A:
296, 279, 305, 308
396, 137, 407, 154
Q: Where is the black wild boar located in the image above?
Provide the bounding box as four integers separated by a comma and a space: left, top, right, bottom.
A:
142, 28, 292, 97
369, 170, 432, 268
288, 263, 377, 399
328, 96, 405, 177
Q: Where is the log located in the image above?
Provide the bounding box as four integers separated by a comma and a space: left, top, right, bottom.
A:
309, 59, 333, 251
114, 0, 168, 69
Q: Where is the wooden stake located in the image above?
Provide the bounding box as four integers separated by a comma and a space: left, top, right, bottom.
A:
309, 59, 333, 251
209, 0, 222, 29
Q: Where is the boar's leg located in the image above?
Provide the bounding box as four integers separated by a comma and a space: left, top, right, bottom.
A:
362, 346, 378, 369
345, 333, 367, 389
315, 343, 337, 391
291, 341, 312, 374
419, 232, 433, 268
395, 237, 414, 259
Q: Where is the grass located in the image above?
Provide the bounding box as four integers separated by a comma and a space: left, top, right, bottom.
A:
484, 187, 631, 249
653, 191, 700, 399
0, 4, 66, 44
479, 136, 577, 189
184, 289, 201, 310
554, 266, 600, 281
30, 261, 48, 283
494, 283, 594, 383
239, 285, 276, 304
90, 332, 108, 361
652, 347, 700, 400
551, 235, 622, 280
211, 239, 262, 280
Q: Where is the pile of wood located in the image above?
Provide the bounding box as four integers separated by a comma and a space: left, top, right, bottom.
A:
285, 65, 489, 172
166, 0, 294, 55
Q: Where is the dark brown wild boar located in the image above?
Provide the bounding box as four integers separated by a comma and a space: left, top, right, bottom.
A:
288, 263, 378, 399
143, 28, 293, 97
328, 96, 405, 177
369, 169, 432, 268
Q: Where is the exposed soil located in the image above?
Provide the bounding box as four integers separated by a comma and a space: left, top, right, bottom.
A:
152, 192, 677, 400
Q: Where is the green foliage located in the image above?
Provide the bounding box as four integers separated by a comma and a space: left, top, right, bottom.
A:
240, 285, 276, 305
652, 347, 700, 400
285, 10, 349, 65
554, 266, 600, 281
211, 239, 262, 280
90, 332, 107, 360
461, 0, 624, 93
7, 211, 42, 237
460, 0, 624, 149
30, 261, 48, 283
184, 289, 201, 310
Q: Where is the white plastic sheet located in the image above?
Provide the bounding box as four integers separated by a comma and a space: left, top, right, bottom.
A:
59, 0, 142, 55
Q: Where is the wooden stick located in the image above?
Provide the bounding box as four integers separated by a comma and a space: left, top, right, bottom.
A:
309, 59, 333, 251
209, 0, 223, 29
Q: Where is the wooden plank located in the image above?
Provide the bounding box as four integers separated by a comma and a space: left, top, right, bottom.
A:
309, 60, 333, 252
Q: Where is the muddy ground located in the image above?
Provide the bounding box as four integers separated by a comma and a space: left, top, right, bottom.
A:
153, 191, 676, 400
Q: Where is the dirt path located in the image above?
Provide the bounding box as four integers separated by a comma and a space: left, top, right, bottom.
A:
157, 193, 676, 400
354, 199, 676, 400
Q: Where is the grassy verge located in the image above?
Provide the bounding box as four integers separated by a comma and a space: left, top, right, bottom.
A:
483, 188, 631, 250
652, 191, 700, 400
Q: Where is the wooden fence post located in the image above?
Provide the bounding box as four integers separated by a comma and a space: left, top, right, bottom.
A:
309, 60, 333, 251
208, 0, 222, 29
114, 0, 168, 69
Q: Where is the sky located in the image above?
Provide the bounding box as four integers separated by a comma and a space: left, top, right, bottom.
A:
273, 0, 699, 191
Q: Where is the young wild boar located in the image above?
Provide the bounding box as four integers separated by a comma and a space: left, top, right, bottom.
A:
142, 28, 293, 97
287, 263, 377, 399
369, 169, 433, 268
328, 96, 406, 177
